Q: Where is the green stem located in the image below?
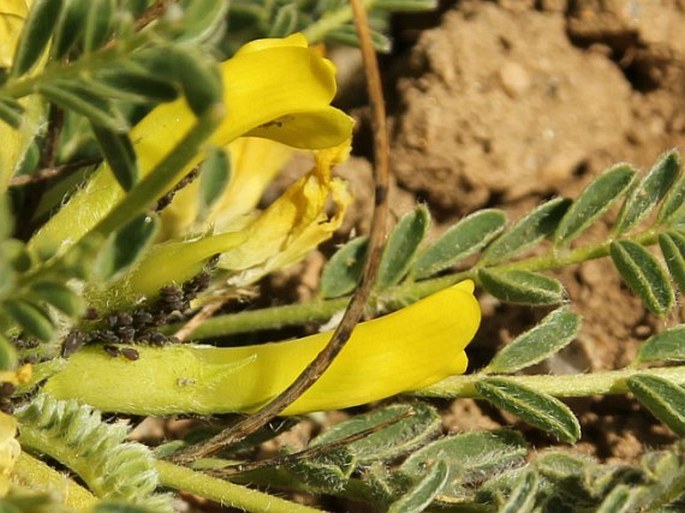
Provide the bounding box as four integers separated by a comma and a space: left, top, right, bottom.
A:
417, 365, 685, 399
12, 452, 97, 510
156, 460, 328, 513
171, 227, 662, 340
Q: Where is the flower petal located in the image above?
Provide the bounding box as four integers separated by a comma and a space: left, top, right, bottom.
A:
218, 141, 352, 285
28, 34, 353, 254
44, 281, 481, 415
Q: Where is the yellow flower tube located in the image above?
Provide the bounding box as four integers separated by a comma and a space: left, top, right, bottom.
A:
28, 33, 353, 255
44, 281, 481, 416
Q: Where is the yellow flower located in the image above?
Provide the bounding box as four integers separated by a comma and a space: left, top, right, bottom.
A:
0, 412, 20, 496
44, 281, 481, 415
28, 33, 353, 256
99, 138, 351, 305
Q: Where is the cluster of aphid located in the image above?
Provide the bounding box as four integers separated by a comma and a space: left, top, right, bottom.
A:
154, 169, 199, 211
60, 269, 214, 359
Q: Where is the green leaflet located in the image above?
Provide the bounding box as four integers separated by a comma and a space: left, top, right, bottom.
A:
400, 430, 527, 498
614, 150, 680, 234
610, 240, 674, 316
95, 64, 179, 103
0, 333, 17, 371
475, 378, 581, 443
481, 198, 571, 265
499, 470, 538, 513
83, 0, 115, 54
286, 448, 357, 493
97, 214, 160, 281
659, 232, 685, 292
485, 307, 581, 374
627, 375, 685, 437
387, 460, 448, 513
51, 0, 90, 59
175, 0, 229, 44
171, 48, 223, 117
554, 163, 636, 246
91, 124, 138, 191
320, 236, 368, 298
413, 209, 507, 279
478, 269, 565, 305
311, 402, 441, 463
270, 3, 299, 37
596, 485, 633, 513
636, 325, 685, 364
656, 151, 685, 224
377, 206, 430, 289
198, 147, 231, 220
29, 281, 85, 318
3, 299, 54, 342
37, 81, 129, 133
10, 0, 64, 77
0, 97, 24, 129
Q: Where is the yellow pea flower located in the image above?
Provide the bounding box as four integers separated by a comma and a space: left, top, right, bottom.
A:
28, 33, 353, 256
44, 281, 481, 416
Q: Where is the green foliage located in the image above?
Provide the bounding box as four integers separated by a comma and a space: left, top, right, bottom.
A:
225, 0, 437, 53
2, 0, 685, 510
16, 394, 173, 512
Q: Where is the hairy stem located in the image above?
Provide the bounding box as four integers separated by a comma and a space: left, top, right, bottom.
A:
418, 365, 685, 399
156, 460, 327, 513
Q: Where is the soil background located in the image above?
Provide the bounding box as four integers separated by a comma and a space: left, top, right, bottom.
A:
328, 0, 685, 464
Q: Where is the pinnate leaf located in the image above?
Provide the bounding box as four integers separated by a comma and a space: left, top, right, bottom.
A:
610, 240, 674, 316
627, 374, 685, 437
554, 164, 636, 245
475, 378, 581, 443
482, 198, 571, 265
377, 206, 430, 289
414, 209, 506, 279
478, 269, 565, 305
486, 307, 581, 374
